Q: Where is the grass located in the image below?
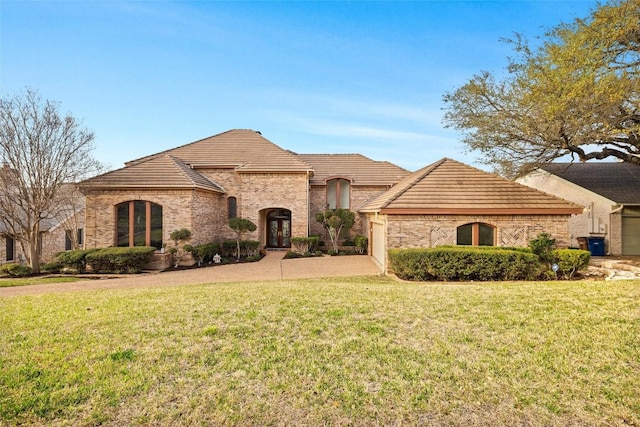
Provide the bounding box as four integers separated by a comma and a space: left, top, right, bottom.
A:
0, 276, 81, 288
1, 277, 639, 426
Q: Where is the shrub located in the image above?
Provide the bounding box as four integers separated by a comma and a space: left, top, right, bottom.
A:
54, 249, 99, 273
290, 236, 320, 255
186, 242, 221, 264
553, 249, 591, 279
354, 235, 368, 254
0, 263, 32, 277
240, 240, 260, 258
529, 233, 556, 267
86, 247, 155, 274
388, 247, 538, 281
41, 261, 64, 274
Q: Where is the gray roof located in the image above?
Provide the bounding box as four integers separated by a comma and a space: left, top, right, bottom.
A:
539, 162, 640, 204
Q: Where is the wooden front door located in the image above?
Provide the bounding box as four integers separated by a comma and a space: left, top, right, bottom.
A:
267, 209, 291, 248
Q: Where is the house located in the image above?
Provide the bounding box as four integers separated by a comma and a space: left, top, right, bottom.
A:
79, 130, 582, 272
517, 162, 640, 255
0, 187, 85, 266
79, 129, 409, 253
361, 158, 583, 271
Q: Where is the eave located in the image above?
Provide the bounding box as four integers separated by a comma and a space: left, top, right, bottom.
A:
378, 208, 583, 215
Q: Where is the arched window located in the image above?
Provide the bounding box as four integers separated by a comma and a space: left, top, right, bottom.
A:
227, 196, 237, 219
116, 200, 163, 249
457, 223, 495, 246
326, 178, 350, 209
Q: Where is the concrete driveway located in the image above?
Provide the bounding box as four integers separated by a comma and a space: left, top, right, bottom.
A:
0, 252, 382, 297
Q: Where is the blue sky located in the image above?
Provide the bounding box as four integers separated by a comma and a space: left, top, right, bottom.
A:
1, 0, 598, 172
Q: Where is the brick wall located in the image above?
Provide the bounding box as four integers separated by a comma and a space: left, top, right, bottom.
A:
385, 214, 573, 250
308, 184, 391, 239
238, 172, 309, 240
84, 189, 222, 249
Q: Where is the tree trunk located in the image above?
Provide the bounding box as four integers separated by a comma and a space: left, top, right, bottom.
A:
29, 223, 41, 274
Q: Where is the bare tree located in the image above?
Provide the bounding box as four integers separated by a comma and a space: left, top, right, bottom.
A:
0, 89, 104, 273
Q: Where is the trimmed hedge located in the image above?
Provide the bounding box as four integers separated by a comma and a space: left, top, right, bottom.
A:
85, 247, 156, 274
552, 249, 590, 279
0, 263, 32, 277
388, 247, 538, 281
54, 249, 100, 273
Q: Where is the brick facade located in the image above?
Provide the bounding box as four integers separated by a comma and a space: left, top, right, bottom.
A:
382, 213, 573, 250
83, 170, 312, 250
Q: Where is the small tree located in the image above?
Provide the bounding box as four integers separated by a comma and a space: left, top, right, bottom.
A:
168, 228, 191, 267
228, 217, 257, 260
315, 208, 355, 254
529, 232, 556, 269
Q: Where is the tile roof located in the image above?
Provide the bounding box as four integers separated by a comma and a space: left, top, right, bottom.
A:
80, 154, 225, 193
539, 162, 640, 204
127, 129, 313, 173
296, 153, 409, 186
360, 158, 582, 214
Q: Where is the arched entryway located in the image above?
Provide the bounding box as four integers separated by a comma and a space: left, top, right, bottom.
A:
267, 209, 291, 249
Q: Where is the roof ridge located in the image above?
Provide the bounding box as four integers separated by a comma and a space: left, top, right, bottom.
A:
125, 129, 258, 167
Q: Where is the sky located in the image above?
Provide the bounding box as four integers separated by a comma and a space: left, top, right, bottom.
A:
1, 0, 599, 172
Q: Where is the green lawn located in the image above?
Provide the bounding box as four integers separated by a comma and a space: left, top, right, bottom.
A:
1, 277, 639, 426
0, 276, 81, 288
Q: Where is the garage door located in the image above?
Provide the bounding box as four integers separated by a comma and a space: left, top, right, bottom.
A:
372, 222, 385, 266
622, 208, 640, 255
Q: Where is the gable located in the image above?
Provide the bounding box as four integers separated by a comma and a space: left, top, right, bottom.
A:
80, 154, 225, 193
361, 158, 583, 214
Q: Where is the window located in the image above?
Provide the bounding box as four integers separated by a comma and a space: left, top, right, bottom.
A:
228, 196, 237, 219
66, 228, 84, 251
116, 201, 163, 249
326, 178, 350, 209
65, 230, 72, 251
457, 223, 495, 246
5, 235, 14, 261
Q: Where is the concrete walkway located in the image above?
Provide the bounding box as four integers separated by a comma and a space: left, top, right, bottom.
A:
0, 252, 382, 297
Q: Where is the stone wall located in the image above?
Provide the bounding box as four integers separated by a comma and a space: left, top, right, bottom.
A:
385, 214, 573, 250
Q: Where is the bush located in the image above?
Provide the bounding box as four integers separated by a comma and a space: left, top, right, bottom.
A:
388, 246, 538, 281
529, 233, 556, 267
186, 242, 222, 264
86, 247, 156, 274
54, 249, 99, 273
0, 263, 32, 277
354, 235, 368, 254
552, 249, 591, 279
290, 236, 320, 255
41, 261, 64, 274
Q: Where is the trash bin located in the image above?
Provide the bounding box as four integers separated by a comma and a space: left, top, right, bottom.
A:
577, 237, 588, 251
587, 237, 605, 256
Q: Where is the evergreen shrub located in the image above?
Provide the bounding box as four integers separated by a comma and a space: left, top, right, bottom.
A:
388, 246, 538, 281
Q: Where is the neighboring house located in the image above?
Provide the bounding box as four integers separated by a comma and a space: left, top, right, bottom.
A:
0, 198, 85, 266
361, 158, 583, 271
79, 130, 582, 272
518, 162, 640, 255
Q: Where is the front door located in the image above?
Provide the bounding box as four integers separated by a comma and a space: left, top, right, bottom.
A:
267, 209, 291, 248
